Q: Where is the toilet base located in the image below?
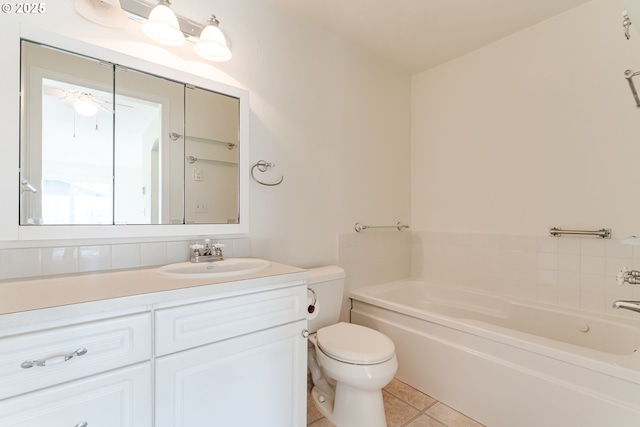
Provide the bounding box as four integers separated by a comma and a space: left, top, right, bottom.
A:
311, 382, 387, 427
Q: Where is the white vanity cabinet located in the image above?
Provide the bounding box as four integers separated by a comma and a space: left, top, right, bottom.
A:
154, 285, 308, 427
0, 265, 309, 427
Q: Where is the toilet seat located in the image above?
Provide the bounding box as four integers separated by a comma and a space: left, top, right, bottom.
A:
316, 322, 395, 365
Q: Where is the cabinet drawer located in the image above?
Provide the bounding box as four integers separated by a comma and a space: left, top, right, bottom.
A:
0, 312, 151, 399
0, 362, 152, 427
155, 285, 306, 356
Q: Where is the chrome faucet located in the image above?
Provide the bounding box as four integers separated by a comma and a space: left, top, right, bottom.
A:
612, 300, 640, 314
190, 239, 225, 263
617, 267, 640, 285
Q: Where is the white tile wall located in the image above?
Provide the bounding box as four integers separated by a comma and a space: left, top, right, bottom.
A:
0, 238, 252, 280
411, 231, 640, 319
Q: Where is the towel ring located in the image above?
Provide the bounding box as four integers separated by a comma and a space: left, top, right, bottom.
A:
251, 160, 284, 186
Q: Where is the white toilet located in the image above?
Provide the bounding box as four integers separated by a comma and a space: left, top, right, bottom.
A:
306, 266, 397, 427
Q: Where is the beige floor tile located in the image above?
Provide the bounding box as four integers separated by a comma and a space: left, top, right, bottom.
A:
383, 390, 420, 427
384, 378, 437, 410
308, 418, 337, 427
405, 414, 446, 427
307, 389, 323, 424
426, 402, 485, 427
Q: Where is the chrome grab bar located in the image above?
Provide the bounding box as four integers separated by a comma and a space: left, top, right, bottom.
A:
355, 222, 410, 232
549, 227, 611, 239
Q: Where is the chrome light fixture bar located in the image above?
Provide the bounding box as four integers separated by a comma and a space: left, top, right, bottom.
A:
120, 0, 202, 39
118, 0, 232, 61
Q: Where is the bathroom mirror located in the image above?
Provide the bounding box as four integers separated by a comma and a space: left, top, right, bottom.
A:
11, 30, 249, 240
20, 40, 241, 227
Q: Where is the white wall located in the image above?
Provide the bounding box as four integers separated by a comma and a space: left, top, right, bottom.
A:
0, 0, 411, 278
412, 0, 640, 237
410, 0, 640, 315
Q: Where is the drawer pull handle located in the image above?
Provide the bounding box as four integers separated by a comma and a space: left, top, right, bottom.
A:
21, 348, 88, 369
75, 422, 88, 427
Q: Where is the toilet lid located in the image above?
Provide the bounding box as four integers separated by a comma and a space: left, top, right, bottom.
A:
317, 322, 395, 365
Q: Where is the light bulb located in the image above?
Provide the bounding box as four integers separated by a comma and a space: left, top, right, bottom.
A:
74, 98, 99, 117
142, 3, 185, 46
194, 16, 232, 62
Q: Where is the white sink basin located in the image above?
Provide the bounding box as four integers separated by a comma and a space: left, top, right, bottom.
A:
157, 258, 272, 279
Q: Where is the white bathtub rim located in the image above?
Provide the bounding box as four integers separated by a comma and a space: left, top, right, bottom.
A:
349, 279, 640, 385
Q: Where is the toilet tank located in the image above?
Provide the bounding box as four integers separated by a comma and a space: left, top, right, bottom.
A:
307, 266, 345, 333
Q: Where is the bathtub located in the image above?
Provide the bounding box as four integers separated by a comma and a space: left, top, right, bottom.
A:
349, 280, 640, 427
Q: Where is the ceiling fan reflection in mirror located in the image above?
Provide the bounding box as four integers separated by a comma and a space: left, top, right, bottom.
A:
42, 80, 135, 136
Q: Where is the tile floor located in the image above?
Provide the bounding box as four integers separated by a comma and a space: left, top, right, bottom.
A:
307, 377, 485, 427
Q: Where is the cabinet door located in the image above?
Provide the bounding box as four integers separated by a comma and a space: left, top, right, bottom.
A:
156, 320, 307, 427
0, 363, 152, 427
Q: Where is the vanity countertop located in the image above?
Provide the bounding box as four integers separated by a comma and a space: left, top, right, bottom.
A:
0, 261, 307, 316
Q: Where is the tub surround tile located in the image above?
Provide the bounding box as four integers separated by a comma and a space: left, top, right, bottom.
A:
557, 271, 580, 290
558, 253, 580, 273
581, 292, 605, 313
537, 269, 557, 287
580, 255, 605, 275
557, 288, 581, 308
580, 274, 605, 293
580, 238, 606, 257
557, 238, 581, 255
536, 285, 558, 305
605, 240, 633, 258
410, 230, 640, 318
538, 236, 558, 254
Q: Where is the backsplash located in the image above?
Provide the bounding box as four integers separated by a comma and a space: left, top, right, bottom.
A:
411, 231, 640, 318
0, 238, 251, 280
5, 229, 639, 319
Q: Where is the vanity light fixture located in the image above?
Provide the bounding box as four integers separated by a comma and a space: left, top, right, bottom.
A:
102, 0, 234, 62
141, 0, 185, 46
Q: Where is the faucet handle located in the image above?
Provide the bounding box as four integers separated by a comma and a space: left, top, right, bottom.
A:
190, 243, 204, 255
212, 242, 225, 248
618, 267, 629, 285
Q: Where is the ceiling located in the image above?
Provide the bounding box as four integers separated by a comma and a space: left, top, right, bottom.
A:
271, 0, 593, 74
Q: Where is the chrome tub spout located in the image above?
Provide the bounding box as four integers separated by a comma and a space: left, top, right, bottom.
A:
612, 300, 640, 314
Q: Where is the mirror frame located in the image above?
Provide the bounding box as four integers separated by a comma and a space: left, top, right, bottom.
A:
0, 23, 249, 241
